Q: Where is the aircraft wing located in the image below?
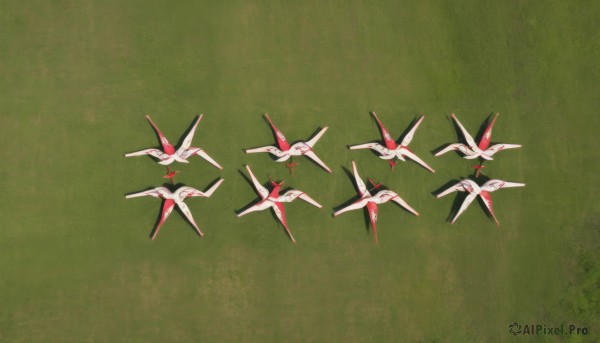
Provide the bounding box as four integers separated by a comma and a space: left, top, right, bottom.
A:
436, 179, 480, 198
451, 114, 479, 150
371, 112, 397, 150
483, 143, 522, 158
176, 115, 203, 153
264, 113, 291, 151
302, 150, 332, 173
271, 202, 295, 243
399, 115, 425, 147
349, 143, 395, 159
146, 115, 175, 154
174, 186, 202, 200
480, 179, 525, 192
245, 165, 269, 199
201, 178, 225, 197
175, 200, 203, 237
276, 190, 322, 208
479, 191, 499, 225
351, 161, 370, 197
178, 147, 223, 170
451, 192, 478, 224
399, 148, 435, 173
150, 199, 176, 240
174, 180, 225, 201
305, 126, 329, 148
378, 191, 419, 216
125, 148, 171, 161
333, 198, 369, 217
477, 113, 498, 150
126, 187, 171, 199
246, 145, 288, 158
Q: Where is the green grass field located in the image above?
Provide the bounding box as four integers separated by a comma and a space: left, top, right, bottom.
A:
1, 1, 598, 341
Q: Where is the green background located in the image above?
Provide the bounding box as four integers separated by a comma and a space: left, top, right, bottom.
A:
1, 1, 598, 341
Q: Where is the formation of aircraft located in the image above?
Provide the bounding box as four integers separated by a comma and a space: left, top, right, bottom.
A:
435, 113, 521, 161
245, 113, 332, 173
126, 179, 225, 239
236, 165, 322, 243
333, 161, 419, 243
349, 112, 435, 172
124, 112, 524, 241
125, 115, 223, 170
436, 178, 525, 225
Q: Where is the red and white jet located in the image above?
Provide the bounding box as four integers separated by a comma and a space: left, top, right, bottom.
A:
349, 112, 435, 172
435, 113, 521, 160
126, 179, 225, 239
236, 165, 322, 243
333, 161, 419, 243
125, 115, 223, 169
245, 113, 332, 173
436, 178, 525, 225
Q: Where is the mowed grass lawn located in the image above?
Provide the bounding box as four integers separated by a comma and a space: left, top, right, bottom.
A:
1, 1, 598, 341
